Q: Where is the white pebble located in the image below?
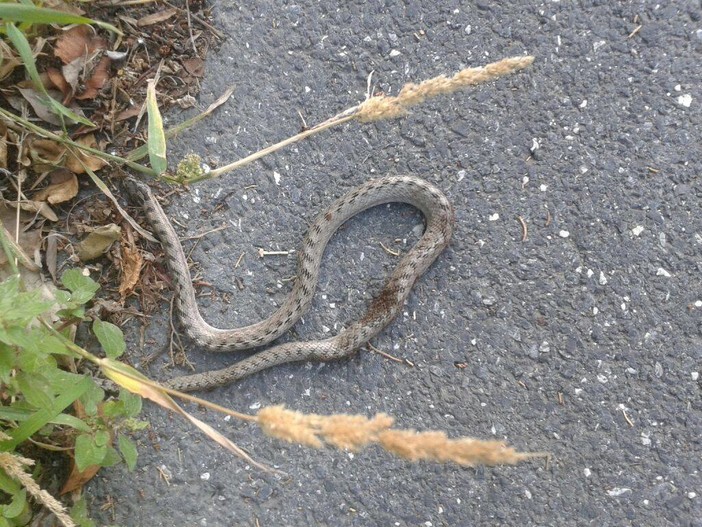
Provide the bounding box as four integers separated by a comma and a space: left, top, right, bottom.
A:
656, 268, 671, 277
200, 472, 210, 481
692, 372, 699, 381
488, 213, 499, 221
599, 271, 608, 285
631, 225, 644, 236
677, 94, 692, 107
273, 171, 281, 185
559, 230, 570, 238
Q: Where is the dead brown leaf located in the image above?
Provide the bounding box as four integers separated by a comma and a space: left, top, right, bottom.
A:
65, 134, 108, 174
60, 461, 100, 495
77, 223, 121, 261
16, 88, 64, 126
137, 8, 178, 27
46, 67, 72, 99
25, 135, 106, 175
115, 106, 142, 122
13, 200, 58, 222
60, 57, 84, 91
52, 25, 113, 101
182, 57, 205, 77
26, 137, 66, 171
54, 25, 106, 65
119, 238, 143, 299
75, 55, 112, 100
33, 169, 79, 204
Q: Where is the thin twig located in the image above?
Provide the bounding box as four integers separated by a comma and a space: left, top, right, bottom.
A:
379, 241, 400, 256
180, 224, 228, 241
184, 0, 198, 53
367, 343, 404, 363
517, 215, 528, 241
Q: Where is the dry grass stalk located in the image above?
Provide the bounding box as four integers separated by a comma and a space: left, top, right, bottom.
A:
257, 405, 394, 450
199, 55, 534, 181
257, 405, 542, 467
357, 55, 535, 122
379, 430, 539, 467
0, 452, 76, 527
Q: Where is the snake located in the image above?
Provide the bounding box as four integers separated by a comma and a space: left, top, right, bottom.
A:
123, 175, 454, 392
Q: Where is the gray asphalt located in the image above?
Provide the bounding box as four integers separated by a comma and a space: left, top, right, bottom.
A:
90, 1, 701, 526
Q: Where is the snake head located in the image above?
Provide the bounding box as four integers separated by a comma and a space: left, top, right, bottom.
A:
122, 176, 152, 204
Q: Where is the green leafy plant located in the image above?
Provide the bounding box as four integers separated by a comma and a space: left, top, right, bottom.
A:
0, 262, 145, 526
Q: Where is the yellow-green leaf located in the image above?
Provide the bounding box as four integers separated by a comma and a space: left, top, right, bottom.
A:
146, 80, 167, 175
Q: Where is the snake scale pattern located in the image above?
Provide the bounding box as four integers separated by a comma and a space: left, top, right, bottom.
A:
124, 175, 454, 392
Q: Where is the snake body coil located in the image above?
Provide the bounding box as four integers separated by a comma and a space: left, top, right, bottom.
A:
124, 176, 454, 392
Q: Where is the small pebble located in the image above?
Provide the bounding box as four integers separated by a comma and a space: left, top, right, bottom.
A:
677, 94, 692, 107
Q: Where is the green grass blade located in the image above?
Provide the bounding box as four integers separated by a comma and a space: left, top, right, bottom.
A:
0, 4, 122, 35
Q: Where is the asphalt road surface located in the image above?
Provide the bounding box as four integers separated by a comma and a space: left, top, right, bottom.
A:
90, 1, 701, 526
